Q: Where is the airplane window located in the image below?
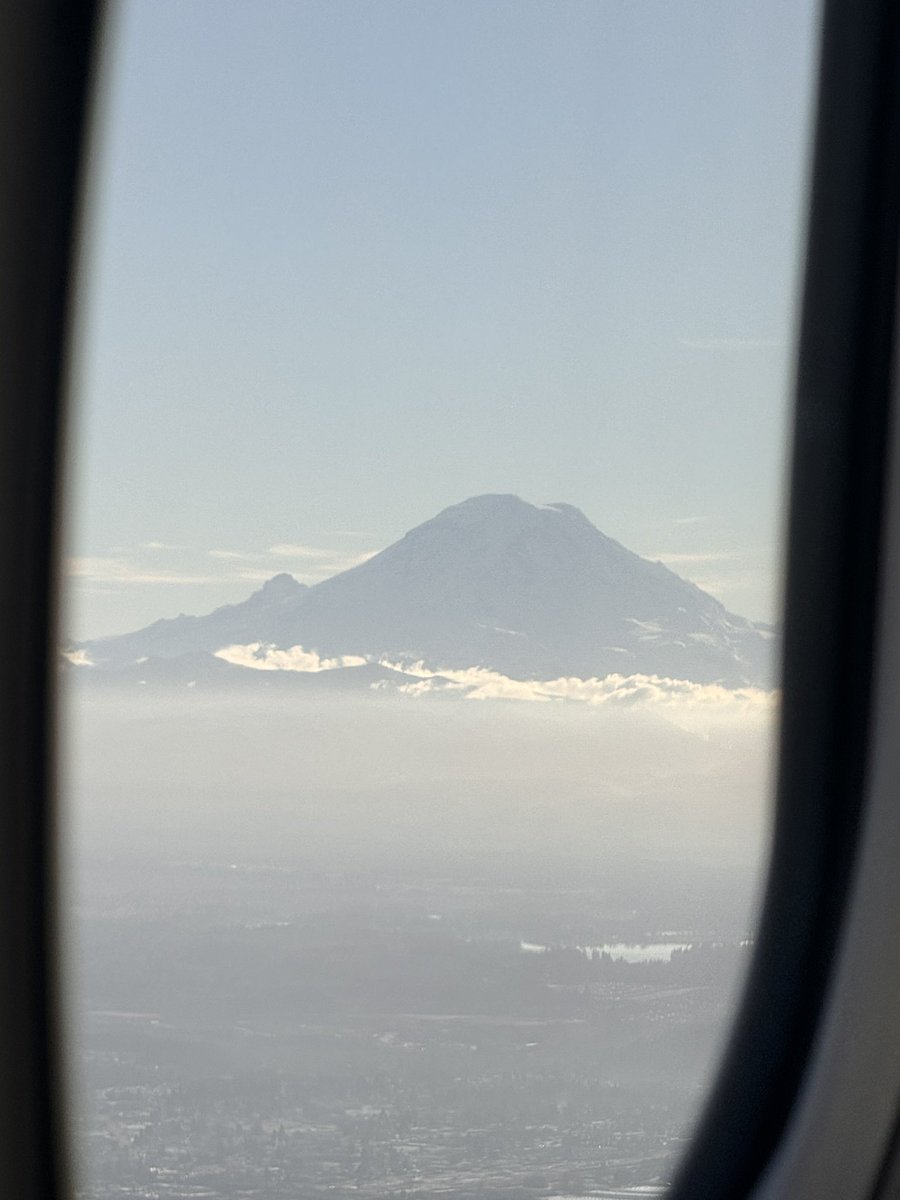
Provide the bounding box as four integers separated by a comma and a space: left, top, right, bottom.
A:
61, 2, 821, 1197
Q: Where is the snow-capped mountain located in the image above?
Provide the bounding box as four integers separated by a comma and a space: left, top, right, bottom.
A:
75, 495, 776, 688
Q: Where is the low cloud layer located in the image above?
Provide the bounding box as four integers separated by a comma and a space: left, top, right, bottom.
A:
216, 643, 367, 673
386, 660, 776, 725
212, 642, 776, 731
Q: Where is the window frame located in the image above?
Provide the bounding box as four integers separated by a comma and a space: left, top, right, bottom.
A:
0, 3, 101, 1199
4, 2, 900, 1198
672, 1, 900, 1195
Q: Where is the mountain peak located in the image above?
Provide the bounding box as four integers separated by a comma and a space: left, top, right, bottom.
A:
432, 494, 534, 522
430, 494, 595, 527
258, 572, 305, 596
426, 494, 599, 535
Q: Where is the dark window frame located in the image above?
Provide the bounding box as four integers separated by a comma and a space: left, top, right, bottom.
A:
3, 2, 900, 1197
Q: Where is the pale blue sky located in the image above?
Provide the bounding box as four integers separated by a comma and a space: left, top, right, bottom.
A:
68, 0, 820, 640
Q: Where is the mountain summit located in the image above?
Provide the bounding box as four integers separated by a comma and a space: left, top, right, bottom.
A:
79, 496, 775, 687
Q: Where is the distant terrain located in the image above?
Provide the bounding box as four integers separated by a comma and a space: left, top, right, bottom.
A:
69, 689, 766, 1200
73, 853, 751, 1200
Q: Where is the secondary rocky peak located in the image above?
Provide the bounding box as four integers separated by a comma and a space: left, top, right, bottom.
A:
258, 572, 305, 596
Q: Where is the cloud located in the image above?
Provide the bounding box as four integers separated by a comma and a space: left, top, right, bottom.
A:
215, 643, 366, 672
70, 541, 377, 591
387, 659, 771, 707
266, 544, 375, 579
214, 642, 776, 731
232, 568, 297, 583
268, 543, 373, 565
389, 664, 778, 732
208, 549, 259, 562
268, 543, 328, 558
211, 544, 376, 579
688, 569, 761, 599
67, 556, 225, 586
652, 552, 735, 566
679, 336, 784, 350
62, 648, 94, 666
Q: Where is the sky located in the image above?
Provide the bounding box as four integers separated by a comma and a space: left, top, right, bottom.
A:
66, 0, 821, 641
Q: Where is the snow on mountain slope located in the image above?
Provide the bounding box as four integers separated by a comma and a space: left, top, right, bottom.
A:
77, 495, 776, 687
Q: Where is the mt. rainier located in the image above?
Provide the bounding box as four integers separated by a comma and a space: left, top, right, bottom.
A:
76, 495, 775, 688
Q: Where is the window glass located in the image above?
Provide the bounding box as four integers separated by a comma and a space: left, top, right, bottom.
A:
63, 2, 820, 1196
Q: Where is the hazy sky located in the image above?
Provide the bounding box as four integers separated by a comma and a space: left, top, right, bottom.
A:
67, 0, 820, 640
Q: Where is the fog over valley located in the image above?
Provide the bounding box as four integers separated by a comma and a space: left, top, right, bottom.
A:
67, 690, 773, 877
